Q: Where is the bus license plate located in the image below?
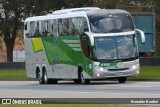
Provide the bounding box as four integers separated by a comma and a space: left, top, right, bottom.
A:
116, 72, 123, 76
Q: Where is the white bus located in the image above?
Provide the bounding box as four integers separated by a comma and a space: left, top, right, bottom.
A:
24, 7, 145, 84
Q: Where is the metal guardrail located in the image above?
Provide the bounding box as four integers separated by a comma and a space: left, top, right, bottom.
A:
0, 58, 159, 69
140, 57, 160, 66
0, 62, 25, 69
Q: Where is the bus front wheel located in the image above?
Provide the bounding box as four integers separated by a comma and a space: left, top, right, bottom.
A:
74, 67, 90, 84
80, 70, 90, 84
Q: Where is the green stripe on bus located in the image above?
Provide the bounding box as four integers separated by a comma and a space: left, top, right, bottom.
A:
100, 62, 123, 67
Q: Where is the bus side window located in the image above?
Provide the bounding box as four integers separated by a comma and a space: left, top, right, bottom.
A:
48, 20, 54, 36
70, 18, 79, 35
25, 24, 27, 30
25, 22, 30, 38
44, 20, 49, 37
52, 19, 59, 36
40, 20, 45, 37
71, 17, 88, 35
62, 18, 69, 36
29, 21, 36, 38
58, 19, 63, 36
33, 21, 40, 37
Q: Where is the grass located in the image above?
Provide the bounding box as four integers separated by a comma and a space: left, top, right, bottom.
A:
0, 104, 147, 107
0, 69, 27, 79
129, 67, 160, 80
0, 67, 160, 80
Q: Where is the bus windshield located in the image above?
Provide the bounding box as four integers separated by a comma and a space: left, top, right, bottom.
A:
93, 35, 138, 61
88, 13, 134, 33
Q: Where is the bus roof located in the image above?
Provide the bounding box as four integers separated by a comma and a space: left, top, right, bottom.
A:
52, 7, 100, 15
25, 11, 88, 22
87, 9, 130, 15
25, 7, 130, 22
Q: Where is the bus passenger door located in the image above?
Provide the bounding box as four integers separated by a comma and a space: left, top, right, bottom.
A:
80, 33, 93, 76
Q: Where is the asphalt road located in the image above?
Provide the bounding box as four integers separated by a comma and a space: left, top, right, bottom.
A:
0, 81, 160, 98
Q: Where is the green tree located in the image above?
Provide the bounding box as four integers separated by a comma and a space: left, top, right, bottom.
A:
0, 0, 34, 61
0, 0, 94, 61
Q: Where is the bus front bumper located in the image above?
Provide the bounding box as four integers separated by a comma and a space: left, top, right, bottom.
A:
93, 65, 139, 79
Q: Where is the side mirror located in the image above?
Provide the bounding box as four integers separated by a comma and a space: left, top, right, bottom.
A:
135, 29, 145, 44
85, 32, 94, 47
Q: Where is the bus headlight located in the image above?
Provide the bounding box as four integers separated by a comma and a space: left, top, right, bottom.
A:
95, 66, 104, 71
99, 67, 104, 71
130, 64, 139, 70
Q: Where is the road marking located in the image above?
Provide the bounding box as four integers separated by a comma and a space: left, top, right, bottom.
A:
119, 85, 152, 88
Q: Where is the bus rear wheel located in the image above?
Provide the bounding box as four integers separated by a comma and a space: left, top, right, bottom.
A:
43, 69, 49, 84
37, 68, 49, 84
38, 70, 44, 84
118, 77, 127, 83
43, 68, 58, 84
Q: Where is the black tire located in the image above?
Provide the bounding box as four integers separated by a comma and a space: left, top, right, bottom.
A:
118, 77, 127, 83
43, 68, 58, 84
37, 70, 44, 84
73, 68, 90, 84
73, 68, 82, 84
48, 79, 58, 84
73, 79, 81, 84
37, 68, 58, 84
43, 69, 49, 84
79, 68, 90, 84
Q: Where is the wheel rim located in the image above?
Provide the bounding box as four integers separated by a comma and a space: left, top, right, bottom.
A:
81, 72, 85, 83
38, 72, 42, 83
43, 69, 48, 84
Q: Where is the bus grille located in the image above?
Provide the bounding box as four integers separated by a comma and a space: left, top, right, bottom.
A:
108, 68, 129, 71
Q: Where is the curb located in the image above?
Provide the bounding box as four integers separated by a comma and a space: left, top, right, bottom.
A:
128, 79, 160, 81
0, 78, 37, 81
